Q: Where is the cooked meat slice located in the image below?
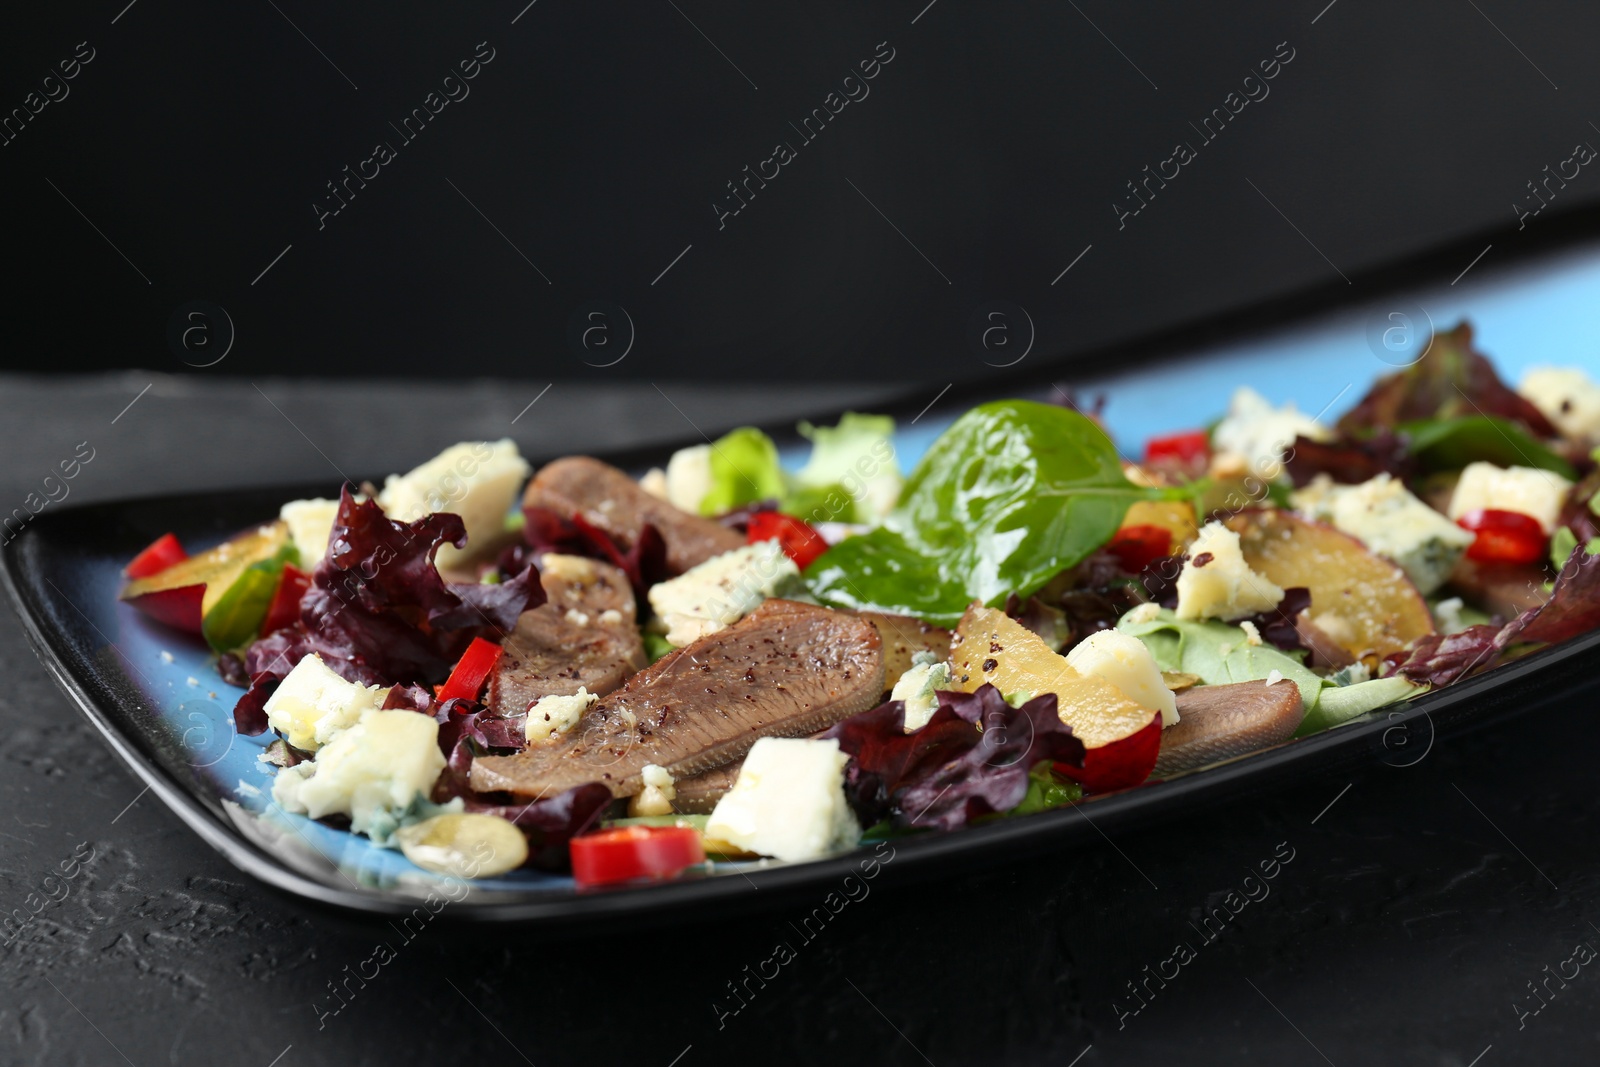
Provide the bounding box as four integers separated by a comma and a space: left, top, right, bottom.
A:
1446, 558, 1549, 620
524, 455, 744, 574
857, 612, 952, 694
1152, 681, 1304, 779
487, 554, 646, 715
471, 599, 884, 798
672, 763, 741, 814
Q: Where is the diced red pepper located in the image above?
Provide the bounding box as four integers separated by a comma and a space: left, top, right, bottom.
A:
1106, 524, 1173, 574
570, 826, 706, 888
1457, 509, 1546, 565
437, 637, 505, 705
747, 511, 830, 570
1144, 429, 1210, 466
259, 565, 310, 637
124, 533, 188, 579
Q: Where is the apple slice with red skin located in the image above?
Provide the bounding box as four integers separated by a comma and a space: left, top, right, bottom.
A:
949, 605, 1162, 792
120, 522, 292, 640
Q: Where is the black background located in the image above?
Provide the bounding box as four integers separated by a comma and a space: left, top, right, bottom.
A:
4, 0, 1600, 380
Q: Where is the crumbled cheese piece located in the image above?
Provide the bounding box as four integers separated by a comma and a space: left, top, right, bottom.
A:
564, 609, 590, 627
524, 688, 598, 744
1448, 462, 1572, 534
159, 650, 174, 664
1066, 629, 1179, 727
378, 440, 530, 568
1264, 669, 1285, 687
638, 467, 670, 501
1432, 596, 1468, 635
263, 653, 391, 752
1328, 662, 1371, 687
1174, 522, 1285, 622
664, 444, 713, 513
1122, 602, 1162, 626
1239, 620, 1264, 646
186, 676, 200, 687
279, 497, 342, 564
598, 609, 623, 626
628, 764, 677, 817
891, 651, 952, 732
539, 553, 598, 582
1210, 387, 1333, 479
706, 738, 860, 862
1292, 473, 1474, 594
647, 541, 800, 647
1520, 366, 1600, 439
271, 710, 446, 841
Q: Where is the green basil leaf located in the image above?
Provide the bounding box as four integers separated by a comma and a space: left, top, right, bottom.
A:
1401, 415, 1575, 478
805, 399, 1160, 625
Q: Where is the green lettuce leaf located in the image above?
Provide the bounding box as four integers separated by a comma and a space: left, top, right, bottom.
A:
1116, 611, 1323, 711
795, 412, 902, 521
1295, 675, 1422, 737
699, 427, 786, 516
805, 400, 1165, 625
1117, 608, 1422, 734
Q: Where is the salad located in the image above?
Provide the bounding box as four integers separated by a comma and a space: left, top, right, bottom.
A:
117, 322, 1600, 888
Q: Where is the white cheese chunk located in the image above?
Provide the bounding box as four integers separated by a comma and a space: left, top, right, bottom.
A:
270, 710, 445, 841
647, 541, 800, 647
1447, 462, 1572, 533
1520, 366, 1600, 439
524, 688, 598, 743
890, 651, 952, 732
638, 467, 670, 502
263, 653, 390, 752
1210, 387, 1332, 479
1065, 629, 1179, 727
705, 738, 860, 862
377, 440, 531, 568
279, 497, 342, 565
628, 764, 677, 817
1174, 522, 1285, 622
664, 444, 713, 514
1292, 473, 1474, 594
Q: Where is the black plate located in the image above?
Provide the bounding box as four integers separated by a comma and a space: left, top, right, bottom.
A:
8, 211, 1600, 924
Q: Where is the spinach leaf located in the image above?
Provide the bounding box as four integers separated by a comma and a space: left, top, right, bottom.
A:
1402, 415, 1574, 478
805, 399, 1165, 624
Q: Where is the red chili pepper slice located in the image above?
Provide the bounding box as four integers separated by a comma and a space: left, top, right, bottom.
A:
570, 826, 706, 888
747, 511, 830, 570
437, 637, 505, 705
1144, 429, 1210, 466
1106, 524, 1173, 574
124, 533, 188, 579
1457, 509, 1547, 565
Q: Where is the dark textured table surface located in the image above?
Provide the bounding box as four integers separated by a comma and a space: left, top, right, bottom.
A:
2, 374, 1595, 1066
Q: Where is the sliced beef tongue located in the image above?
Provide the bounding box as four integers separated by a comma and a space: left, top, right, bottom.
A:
471, 599, 885, 799
487, 554, 646, 716
523, 456, 744, 575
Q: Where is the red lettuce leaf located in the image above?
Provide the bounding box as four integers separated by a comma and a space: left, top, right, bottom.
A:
1338, 322, 1557, 439
822, 684, 1086, 831
1389, 545, 1600, 685
1385, 624, 1503, 686
231, 488, 546, 734
1240, 586, 1312, 655
518, 505, 670, 600
1284, 431, 1414, 487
